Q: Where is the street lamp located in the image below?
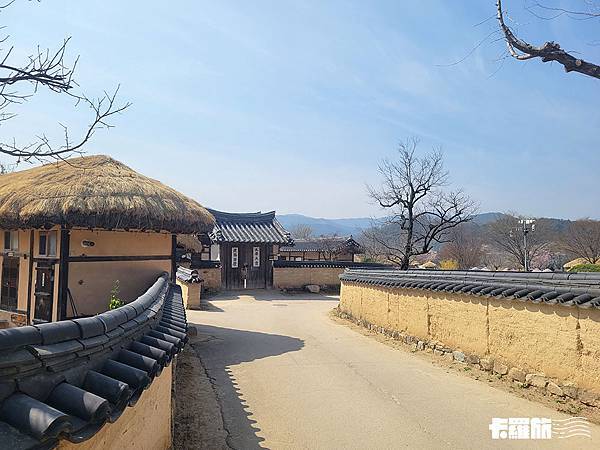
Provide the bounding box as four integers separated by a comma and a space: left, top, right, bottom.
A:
519, 219, 536, 271
509, 219, 536, 271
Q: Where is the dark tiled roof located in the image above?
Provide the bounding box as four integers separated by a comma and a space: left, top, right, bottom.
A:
207, 209, 292, 244
176, 266, 202, 283
0, 273, 187, 448
340, 269, 600, 309
280, 236, 362, 253
274, 260, 390, 269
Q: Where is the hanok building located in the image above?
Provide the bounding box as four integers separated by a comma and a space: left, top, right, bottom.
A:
279, 235, 362, 262
188, 209, 292, 289
0, 155, 213, 326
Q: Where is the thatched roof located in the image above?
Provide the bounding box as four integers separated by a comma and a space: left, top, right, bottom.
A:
177, 234, 203, 253
0, 155, 215, 234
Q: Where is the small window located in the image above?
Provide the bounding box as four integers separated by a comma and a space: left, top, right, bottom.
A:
39, 231, 57, 257
253, 247, 260, 267
231, 247, 238, 268
295, 256, 302, 261
3, 231, 18, 251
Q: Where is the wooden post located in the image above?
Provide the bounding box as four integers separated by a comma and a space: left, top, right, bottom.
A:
26, 230, 34, 325
57, 228, 70, 320
171, 234, 177, 283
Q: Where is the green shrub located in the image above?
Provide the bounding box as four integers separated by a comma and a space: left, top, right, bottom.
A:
568, 264, 600, 273
108, 280, 124, 310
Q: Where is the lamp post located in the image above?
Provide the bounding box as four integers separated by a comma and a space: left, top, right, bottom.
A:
509, 218, 536, 271
520, 219, 536, 271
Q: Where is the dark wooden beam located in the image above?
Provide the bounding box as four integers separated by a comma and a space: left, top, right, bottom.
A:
67, 254, 172, 263
171, 234, 177, 283
57, 228, 70, 320
26, 230, 34, 325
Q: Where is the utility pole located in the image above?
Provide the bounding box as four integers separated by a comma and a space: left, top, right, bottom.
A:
519, 219, 536, 271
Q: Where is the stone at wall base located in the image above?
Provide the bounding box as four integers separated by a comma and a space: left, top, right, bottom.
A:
306, 284, 320, 294
493, 361, 509, 376
579, 390, 599, 407
508, 367, 526, 383
562, 382, 578, 399
526, 373, 547, 388
547, 382, 564, 397
452, 351, 465, 363
480, 358, 494, 371
466, 354, 480, 365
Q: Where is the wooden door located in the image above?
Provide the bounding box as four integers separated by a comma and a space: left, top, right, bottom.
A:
34, 264, 54, 323
222, 243, 268, 289
1, 256, 19, 310
245, 244, 267, 289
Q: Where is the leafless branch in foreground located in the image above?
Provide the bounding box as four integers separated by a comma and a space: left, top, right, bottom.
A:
497, 0, 600, 79
0, 1, 129, 163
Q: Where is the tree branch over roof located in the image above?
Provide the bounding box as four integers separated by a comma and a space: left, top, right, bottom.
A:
0, 1, 130, 163
496, 0, 600, 79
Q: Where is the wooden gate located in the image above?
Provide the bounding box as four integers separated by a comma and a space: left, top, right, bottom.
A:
221, 243, 271, 289
0, 256, 19, 310
34, 263, 55, 323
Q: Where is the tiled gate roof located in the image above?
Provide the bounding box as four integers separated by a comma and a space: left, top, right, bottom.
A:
207, 209, 292, 244
0, 273, 187, 449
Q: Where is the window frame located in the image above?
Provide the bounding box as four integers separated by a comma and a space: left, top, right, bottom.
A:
38, 231, 57, 257
3, 231, 18, 252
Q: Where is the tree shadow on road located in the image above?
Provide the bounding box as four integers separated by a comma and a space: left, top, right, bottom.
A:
187, 324, 304, 450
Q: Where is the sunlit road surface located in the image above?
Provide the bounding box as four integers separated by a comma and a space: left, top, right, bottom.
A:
186, 291, 599, 450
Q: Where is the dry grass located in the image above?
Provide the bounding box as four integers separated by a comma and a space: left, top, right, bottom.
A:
0, 155, 214, 233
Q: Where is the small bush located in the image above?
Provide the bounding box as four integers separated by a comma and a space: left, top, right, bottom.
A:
569, 264, 600, 273
440, 259, 459, 270
108, 280, 124, 310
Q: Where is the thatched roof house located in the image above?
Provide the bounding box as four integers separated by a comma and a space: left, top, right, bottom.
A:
0, 155, 214, 325
0, 155, 214, 233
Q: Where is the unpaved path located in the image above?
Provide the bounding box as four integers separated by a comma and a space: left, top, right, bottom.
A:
180, 290, 599, 449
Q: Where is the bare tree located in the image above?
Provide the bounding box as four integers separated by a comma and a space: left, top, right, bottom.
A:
496, 0, 600, 79
290, 224, 314, 240
317, 234, 342, 261
366, 138, 477, 270
0, 1, 129, 163
485, 214, 549, 270
560, 219, 600, 264
438, 223, 483, 269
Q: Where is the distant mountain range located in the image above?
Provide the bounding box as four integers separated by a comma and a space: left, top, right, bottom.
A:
276, 212, 506, 237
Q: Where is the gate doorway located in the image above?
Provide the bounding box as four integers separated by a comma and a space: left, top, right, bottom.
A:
1, 256, 19, 310
222, 243, 269, 290
34, 263, 55, 323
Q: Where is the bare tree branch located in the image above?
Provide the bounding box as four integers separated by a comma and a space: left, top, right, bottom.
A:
0, 1, 129, 163
497, 0, 600, 79
560, 219, 600, 264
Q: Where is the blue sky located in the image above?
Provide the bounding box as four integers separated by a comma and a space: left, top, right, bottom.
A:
2, 1, 599, 219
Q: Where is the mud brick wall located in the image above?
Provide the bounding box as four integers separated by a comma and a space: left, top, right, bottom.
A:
273, 267, 345, 289
339, 281, 600, 393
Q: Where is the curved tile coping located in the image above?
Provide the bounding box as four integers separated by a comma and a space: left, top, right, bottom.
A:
340, 269, 600, 309
0, 272, 188, 448
273, 260, 391, 269
176, 266, 202, 283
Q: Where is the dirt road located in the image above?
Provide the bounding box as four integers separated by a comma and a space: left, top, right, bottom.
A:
183, 291, 599, 450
